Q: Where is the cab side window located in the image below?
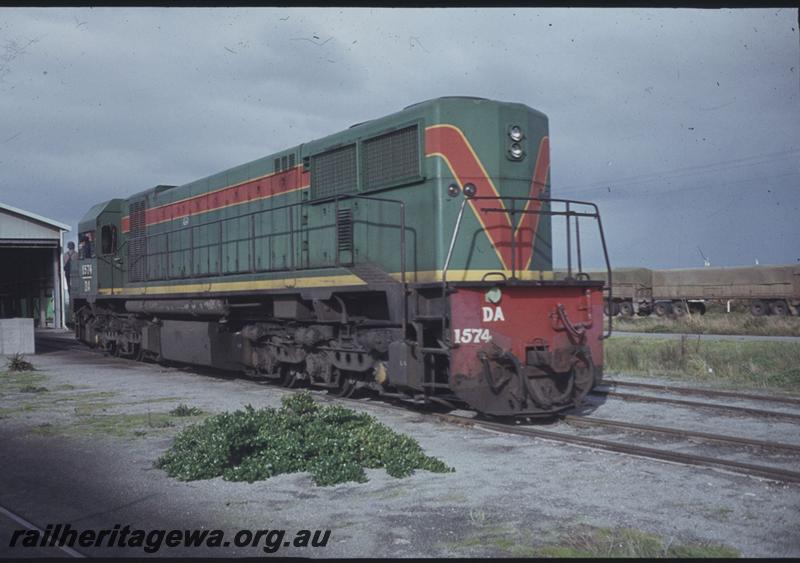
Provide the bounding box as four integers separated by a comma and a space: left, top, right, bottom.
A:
101, 225, 117, 255
78, 231, 95, 259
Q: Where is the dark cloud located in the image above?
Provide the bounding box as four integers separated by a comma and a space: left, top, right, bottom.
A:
0, 7, 797, 268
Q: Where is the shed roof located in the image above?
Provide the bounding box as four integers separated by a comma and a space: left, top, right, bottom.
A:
0, 202, 71, 232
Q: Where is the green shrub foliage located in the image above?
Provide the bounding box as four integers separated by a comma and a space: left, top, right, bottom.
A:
155, 392, 453, 486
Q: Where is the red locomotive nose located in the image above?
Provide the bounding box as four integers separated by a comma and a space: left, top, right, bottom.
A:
448, 285, 604, 416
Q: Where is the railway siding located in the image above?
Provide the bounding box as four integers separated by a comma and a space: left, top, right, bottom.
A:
1, 335, 798, 557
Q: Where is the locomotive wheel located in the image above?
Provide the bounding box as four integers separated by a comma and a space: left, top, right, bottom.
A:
653, 302, 671, 317
750, 300, 768, 316
618, 302, 634, 317
336, 379, 356, 398
279, 365, 302, 388
331, 369, 353, 397
769, 300, 789, 316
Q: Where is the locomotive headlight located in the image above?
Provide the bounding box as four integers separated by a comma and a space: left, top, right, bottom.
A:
508, 125, 523, 141
463, 183, 477, 197
509, 143, 524, 159
447, 183, 461, 197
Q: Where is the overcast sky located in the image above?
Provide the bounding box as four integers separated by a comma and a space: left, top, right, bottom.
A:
1, 7, 797, 269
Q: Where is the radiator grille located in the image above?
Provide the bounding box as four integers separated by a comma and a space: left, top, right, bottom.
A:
311, 144, 357, 200
362, 125, 419, 190
127, 199, 147, 282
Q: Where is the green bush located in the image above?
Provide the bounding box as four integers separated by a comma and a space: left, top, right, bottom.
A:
155, 392, 453, 486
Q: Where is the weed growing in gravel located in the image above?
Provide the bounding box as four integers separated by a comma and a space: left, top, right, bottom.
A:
7, 354, 34, 372
155, 392, 453, 486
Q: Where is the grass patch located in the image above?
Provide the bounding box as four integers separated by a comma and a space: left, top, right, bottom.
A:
614, 312, 800, 337
605, 337, 800, 392
536, 526, 740, 558
19, 385, 48, 393
170, 403, 203, 417
72, 411, 176, 438
0, 369, 48, 394
155, 392, 453, 486
443, 524, 537, 557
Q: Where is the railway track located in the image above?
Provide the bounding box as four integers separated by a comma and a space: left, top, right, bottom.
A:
34, 336, 800, 485
604, 379, 800, 407
297, 390, 800, 485
561, 415, 800, 454
433, 412, 800, 485
590, 387, 800, 422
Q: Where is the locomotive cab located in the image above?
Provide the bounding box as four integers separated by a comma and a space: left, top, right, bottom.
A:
71, 199, 124, 343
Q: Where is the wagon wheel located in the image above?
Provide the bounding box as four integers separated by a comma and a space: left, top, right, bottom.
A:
653, 302, 671, 317
618, 302, 634, 317
750, 300, 767, 316
769, 300, 788, 316
672, 301, 686, 317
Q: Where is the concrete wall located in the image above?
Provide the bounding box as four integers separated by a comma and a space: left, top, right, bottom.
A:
0, 317, 35, 355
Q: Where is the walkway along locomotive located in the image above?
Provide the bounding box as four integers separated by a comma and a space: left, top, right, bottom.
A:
69, 97, 612, 417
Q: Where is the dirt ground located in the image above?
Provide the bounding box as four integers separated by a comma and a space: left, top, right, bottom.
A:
0, 331, 798, 557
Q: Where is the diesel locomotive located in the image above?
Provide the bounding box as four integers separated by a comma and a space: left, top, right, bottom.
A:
70, 96, 612, 417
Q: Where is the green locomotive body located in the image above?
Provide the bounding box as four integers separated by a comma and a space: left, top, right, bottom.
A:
71, 97, 611, 416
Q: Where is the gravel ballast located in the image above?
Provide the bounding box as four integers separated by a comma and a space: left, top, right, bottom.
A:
1, 336, 798, 557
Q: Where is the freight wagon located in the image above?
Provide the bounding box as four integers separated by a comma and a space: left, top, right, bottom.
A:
596, 265, 800, 317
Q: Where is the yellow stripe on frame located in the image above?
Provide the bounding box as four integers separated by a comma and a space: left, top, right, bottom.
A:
96, 269, 557, 296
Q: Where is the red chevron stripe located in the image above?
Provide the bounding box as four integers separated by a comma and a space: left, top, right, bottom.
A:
425, 125, 513, 269
516, 137, 550, 270
425, 124, 550, 271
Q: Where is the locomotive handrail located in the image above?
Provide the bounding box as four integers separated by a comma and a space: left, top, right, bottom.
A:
442, 195, 612, 340
134, 192, 408, 331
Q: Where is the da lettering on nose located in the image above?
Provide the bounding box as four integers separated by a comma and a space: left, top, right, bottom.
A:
482, 306, 505, 322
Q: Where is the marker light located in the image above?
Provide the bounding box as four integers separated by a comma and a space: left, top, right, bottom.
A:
447, 184, 461, 197
486, 287, 502, 304
463, 183, 477, 197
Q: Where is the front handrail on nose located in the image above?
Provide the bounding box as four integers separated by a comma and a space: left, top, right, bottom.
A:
441, 195, 613, 341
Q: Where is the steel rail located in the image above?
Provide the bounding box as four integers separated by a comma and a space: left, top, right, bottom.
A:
605, 379, 800, 407
590, 388, 800, 422
562, 415, 800, 454
429, 412, 800, 484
